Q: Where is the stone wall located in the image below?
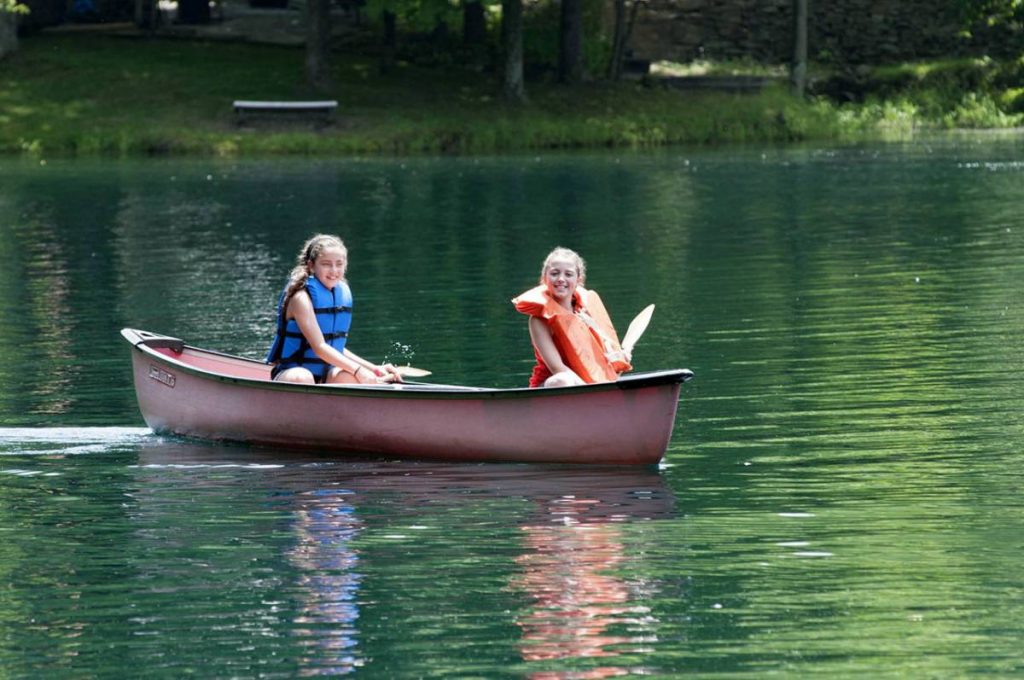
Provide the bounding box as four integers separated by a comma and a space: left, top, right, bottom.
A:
629, 0, 964, 65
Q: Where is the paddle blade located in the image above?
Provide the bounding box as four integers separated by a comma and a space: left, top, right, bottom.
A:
621, 304, 655, 353
395, 365, 432, 378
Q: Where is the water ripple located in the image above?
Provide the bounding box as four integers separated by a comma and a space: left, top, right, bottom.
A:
0, 427, 152, 455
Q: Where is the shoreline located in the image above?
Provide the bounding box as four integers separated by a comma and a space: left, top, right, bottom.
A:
2, 29, 1022, 158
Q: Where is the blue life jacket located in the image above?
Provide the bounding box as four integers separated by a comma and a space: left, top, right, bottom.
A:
266, 277, 353, 379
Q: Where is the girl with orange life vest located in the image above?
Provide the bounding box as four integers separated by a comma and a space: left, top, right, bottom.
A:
512, 247, 632, 388
266, 234, 403, 385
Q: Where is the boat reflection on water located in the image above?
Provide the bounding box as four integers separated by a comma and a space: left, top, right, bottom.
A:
135, 440, 677, 677
288, 489, 363, 677
510, 486, 671, 678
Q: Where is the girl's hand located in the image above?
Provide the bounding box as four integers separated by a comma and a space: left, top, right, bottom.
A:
605, 349, 629, 364
352, 365, 386, 384
376, 363, 404, 383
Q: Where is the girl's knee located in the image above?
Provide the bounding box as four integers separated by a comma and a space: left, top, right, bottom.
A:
544, 371, 583, 388
276, 368, 316, 384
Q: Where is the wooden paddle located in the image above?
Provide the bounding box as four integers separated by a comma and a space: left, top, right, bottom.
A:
621, 304, 655, 355
394, 365, 432, 378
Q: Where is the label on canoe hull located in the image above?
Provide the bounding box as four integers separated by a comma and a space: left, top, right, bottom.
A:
149, 365, 176, 388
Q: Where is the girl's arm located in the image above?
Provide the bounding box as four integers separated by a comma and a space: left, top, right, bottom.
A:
289, 292, 364, 378
342, 347, 403, 383
528, 316, 582, 383
290, 293, 402, 383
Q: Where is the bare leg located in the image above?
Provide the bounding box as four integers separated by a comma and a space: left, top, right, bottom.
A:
325, 367, 357, 384
274, 367, 316, 384
544, 371, 584, 388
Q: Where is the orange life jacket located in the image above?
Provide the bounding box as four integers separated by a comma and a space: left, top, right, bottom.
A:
512, 284, 632, 387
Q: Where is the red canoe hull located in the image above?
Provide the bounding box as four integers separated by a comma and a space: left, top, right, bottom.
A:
122, 329, 692, 465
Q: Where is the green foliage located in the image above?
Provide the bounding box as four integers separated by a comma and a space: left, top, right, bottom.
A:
954, 0, 1023, 27
0, 0, 29, 13
953, 0, 1024, 56
1, 34, 1021, 158
943, 91, 1023, 126
828, 98, 920, 140
359, 0, 612, 76
521, 0, 610, 78
1001, 86, 1024, 111
823, 56, 1024, 128
362, 0, 462, 32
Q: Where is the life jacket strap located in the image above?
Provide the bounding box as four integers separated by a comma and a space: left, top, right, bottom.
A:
283, 329, 348, 339
313, 305, 353, 314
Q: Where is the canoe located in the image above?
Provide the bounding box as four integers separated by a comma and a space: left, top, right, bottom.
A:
122, 328, 694, 465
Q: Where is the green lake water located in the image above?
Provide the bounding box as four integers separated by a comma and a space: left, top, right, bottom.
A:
1, 137, 1023, 677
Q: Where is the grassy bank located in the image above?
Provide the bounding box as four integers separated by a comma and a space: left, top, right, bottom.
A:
1, 33, 1021, 156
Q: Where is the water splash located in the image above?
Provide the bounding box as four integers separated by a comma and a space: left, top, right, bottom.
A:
383, 341, 416, 365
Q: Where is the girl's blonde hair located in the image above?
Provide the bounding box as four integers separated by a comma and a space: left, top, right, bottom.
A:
539, 247, 586, 286
282, 233, 347, 310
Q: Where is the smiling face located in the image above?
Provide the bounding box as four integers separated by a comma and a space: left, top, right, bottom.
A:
308, 245, 347, 289
542, 258, 580, 308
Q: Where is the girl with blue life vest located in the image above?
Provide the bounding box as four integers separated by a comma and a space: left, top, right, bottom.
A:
512, 247, 632, 388
266, 234, 402, 385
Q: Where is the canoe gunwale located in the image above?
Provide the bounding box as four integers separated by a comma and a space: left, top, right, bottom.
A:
122, 327, 693, 401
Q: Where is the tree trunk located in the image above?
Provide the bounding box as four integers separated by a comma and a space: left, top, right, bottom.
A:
380, 9, 396, 74
134, 0, 156, 31
501, 0, 526, 102
790, 0, 807, 96
608, 0, 645, 81
463, 0, 485, 46
0, 10, 17, 60
306, 0, 332, 91
558, 0, 584, 83
607, 0, 626, 80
